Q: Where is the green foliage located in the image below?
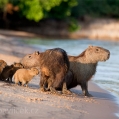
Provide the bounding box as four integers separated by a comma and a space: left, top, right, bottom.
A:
13, 0, 78, 22
48, 0, 78, 19
68, 17, 80, 32
18, 0, 43, 22
72, 0, 119, 18
0, 0, 8, 10
40, 0, 63, 11
1, 0, 119, 22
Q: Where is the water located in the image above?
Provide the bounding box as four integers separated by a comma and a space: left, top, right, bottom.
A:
24, 38, 119, 100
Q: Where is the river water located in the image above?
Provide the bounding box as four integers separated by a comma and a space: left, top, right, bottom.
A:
24, 38, 119, 101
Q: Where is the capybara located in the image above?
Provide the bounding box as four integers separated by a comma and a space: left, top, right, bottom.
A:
0, 60, 7, 74
13, 67, 39, 87
0, 62, 24, 82
21, 48, 70, 94
64, 45, 110, 97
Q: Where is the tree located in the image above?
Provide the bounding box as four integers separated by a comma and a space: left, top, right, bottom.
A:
16, 0, 78, 22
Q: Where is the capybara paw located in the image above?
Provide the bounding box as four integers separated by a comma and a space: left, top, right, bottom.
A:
40, 87, 46, 92
62, 89, 72, 95
86, 93, 93, 97
25, 85, 29, 88
50, 87, 61, 95
82, 93, 93, 97
45, 88, 50, 91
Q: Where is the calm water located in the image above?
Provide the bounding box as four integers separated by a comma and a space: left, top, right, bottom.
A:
24, 39, 119, 100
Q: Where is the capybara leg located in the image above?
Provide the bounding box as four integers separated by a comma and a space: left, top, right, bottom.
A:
62, 81, 72, 95
14, 78, 19, 85
9, 76, 12, 83
49, 84, 60, 95
0, 75, 4, 81
25, 81, 29, 87
22, 81, 26, 87
0, 76, 2, 81
39, 74, 46, 92
50, 87, 57, 93
19, 82, 22, 86
40, 72, 51, 92
15, 81, 19, 86
47, 78, 60, 94
7, 77, 12, 83
81, 82, 92, 97
45, 79, 52, 91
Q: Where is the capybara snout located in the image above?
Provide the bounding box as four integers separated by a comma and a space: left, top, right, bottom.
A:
30, 67, 39, 75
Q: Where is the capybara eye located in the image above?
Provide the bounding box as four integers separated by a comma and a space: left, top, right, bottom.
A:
96, 48, 99, 52
28, 56, 31, 58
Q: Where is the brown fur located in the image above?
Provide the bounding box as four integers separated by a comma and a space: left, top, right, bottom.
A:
65, 45, 110, 96
0, 60, 7, 74
0, 62, 24, 82
21, 48, 70, 94
14, 67, 39, 87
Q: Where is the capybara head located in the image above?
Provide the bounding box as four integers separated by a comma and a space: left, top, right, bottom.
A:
29, 67, 39, 76
84, 45, 110, 63
0, 60, 7, 69
12, 62, 24, 68
21, 51, 41, 68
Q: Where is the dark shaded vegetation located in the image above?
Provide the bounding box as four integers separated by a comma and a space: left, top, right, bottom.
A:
0, 0, 119, 32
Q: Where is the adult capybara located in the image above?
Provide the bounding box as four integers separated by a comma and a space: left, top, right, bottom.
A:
13, 67, 39, 87
21, 48, 70, 94
0, 60, 7, 74
64, 45, 110, 97
0, 62, 24, 82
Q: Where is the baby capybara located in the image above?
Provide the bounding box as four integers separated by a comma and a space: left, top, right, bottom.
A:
0, 60, 7, 74
13, 67, 39, 87
64, 45, 110, 96
0, 62, 24, 82
21, 48, 70, 94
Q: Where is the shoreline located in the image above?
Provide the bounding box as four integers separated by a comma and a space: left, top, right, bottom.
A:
1, 18, 119, 41
0, 34, 118, 119
93, 80, 119, 106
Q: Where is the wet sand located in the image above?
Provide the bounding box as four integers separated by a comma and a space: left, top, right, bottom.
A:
0, 34, 118, 119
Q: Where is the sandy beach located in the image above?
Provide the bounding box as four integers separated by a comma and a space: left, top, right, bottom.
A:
0, 33, 118, 119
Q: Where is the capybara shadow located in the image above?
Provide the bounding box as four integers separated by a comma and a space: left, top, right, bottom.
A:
65, 45, 110, 97
21, 48, 70, 94
13, 67, 39, 87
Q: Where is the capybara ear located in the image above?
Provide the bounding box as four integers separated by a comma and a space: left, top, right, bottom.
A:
35, 51, 40, 55
88, 45, 93, 49
11, 64, 14, 67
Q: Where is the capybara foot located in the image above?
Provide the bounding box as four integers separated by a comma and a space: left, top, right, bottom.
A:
86, 93, 93, 97
25, 84, 29, 88
82, 93, 93, 97
45, 88, 50, 91
40, 87, 46, 92
50, 87, 61, 95
62, 89, 72, 95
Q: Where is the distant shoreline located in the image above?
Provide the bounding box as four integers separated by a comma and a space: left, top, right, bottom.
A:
1, 18, 119, 41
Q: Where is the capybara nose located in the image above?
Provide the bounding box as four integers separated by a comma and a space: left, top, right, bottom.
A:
107, 51, 110, 58
108, 53, 110, 58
